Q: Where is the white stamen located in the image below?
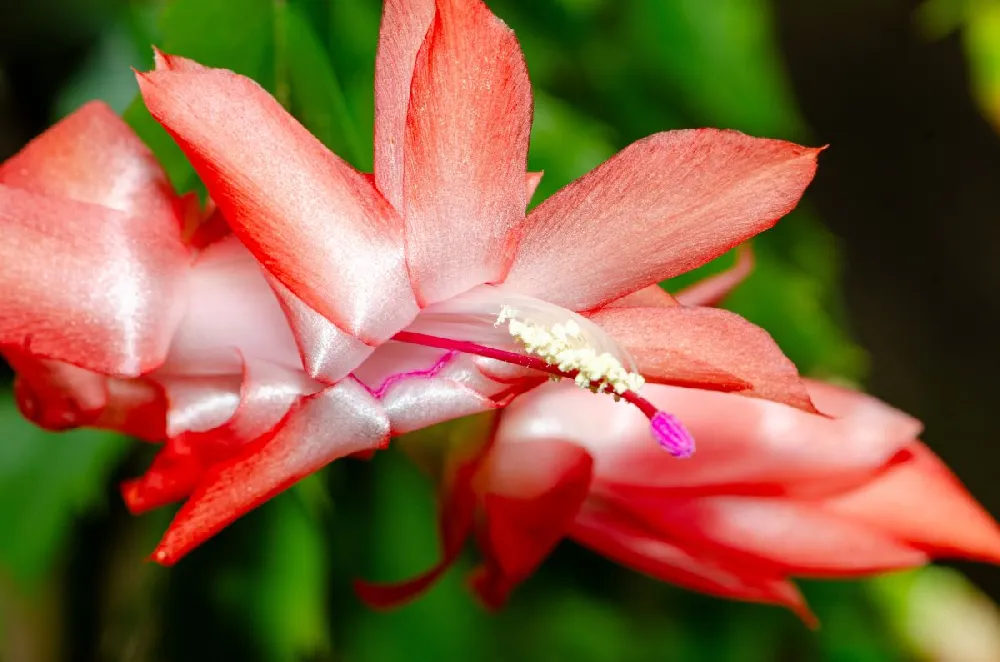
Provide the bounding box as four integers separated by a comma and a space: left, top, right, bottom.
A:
498, 309, 646, 397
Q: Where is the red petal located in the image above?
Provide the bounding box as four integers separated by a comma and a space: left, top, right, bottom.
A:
470, 438, 593, 606
137, 57, 419, 343
373, 0, 436, 210
505, 130, 819, 310
570, 500, 817, 625
497, 380, 916, 498
617, 492, 928, 577
0, 185, 188, 376
675, 245, 754, 307
605, 284, 679, 309
151, 379, 388, 564
0, 101, 180, 223
826, 443, 1000, 564
590, 306, 814, 410
402, 0, 533, 303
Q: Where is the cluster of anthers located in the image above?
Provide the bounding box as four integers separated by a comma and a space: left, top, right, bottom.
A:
497, 305, 644, 398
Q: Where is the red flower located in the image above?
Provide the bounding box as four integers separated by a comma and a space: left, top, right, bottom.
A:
133, 0, 819, 559
357, 263, 1000, 621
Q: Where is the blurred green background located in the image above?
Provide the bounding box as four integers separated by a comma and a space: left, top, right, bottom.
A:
2, 0, 1000, 660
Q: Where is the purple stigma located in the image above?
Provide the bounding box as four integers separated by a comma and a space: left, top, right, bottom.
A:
650, 411, 695, 458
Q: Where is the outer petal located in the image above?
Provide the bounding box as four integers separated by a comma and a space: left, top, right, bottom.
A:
151, 379, 389, 565
471, 438, 593, 607
0, 100, 178, 223
825, 443, 1000, 564
675, 246, 754, 307
606, 284, 679, 309
617, 493, 928, 576
0, 185, 188, 375
402, 0, 533, 303
496, 381, 917, 496
137, 56, 419, 343
373, 0, 436, 209
505, 130, 819, 310
124, 360, 318, 513
589, 306, 815, 410
570, 500, 816, 624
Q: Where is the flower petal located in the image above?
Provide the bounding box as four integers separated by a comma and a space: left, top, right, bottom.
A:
590, 306, 814, 410
471, 438, 594, 607
619, 493, 928, 576
137, 56, 419, 343
402, 0, 533, 303
675, 245, 754, 307
0, 185, 188, 376
605, 285, 679, 309
825, 443, 1000, 564
570, 499, 816, 624
373, 0, 436, 209
151, 378, 389, 565
505, 130, 819, 310
0, 100, 178, 222
496, 381, 916, 496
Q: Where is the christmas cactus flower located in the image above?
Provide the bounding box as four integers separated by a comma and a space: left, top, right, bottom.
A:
134, 0, 822, 558
356, 266, 1000, 620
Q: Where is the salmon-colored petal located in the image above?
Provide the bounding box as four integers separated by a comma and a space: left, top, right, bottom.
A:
137, 56, 419, 344
471, 438, 593, 607
621, 493, 928, 576
525, 171, 543, 205
496, 381, 916, 496
590, 306, 814, 410
605, 285, 679, 309
570, 500, 816, 625
0, 100, 179, 224
505, 130, 819, 310
675, 245, 754, 307
825, 443, 1000, 564
152, 379, 389, 564
125, 360, 317, 513
373, 0, 436, 210
403, 0, 533, 304
0, 185, 188, 376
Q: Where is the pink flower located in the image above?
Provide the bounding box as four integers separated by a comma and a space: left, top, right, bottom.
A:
131, 0, 820, 560
357, 266, 1000, 622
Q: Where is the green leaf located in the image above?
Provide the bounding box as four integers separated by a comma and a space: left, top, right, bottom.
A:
0, 395, 127, 587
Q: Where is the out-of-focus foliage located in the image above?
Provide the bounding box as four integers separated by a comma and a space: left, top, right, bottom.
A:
0, 0, 985, 660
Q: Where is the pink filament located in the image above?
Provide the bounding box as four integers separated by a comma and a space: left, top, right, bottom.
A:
393, 331, 694, 457
356, 350, 458, 400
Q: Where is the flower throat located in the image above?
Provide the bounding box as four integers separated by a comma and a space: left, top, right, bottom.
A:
393, 306, 695, 458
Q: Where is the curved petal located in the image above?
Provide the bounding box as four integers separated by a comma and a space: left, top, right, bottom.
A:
605, 285, 679, 309
505, 130, 819, 310
470, 438, 593, 608
373, 0, 436, 209
137, 55, 419, 343
402, 0, 533, 303
0, 185, 188, 375
612, 491, 927, 576
825, 443, 1000, 564
125, 360, 318, 513
570, 500, 816, 625
164, 236, 303, 375
7, 351, 167, 440
0, 100, 179, 223
151, 378, 389, 565
675, 245, 754, 307
589, 306, 815, 411
496, 381, 916, 496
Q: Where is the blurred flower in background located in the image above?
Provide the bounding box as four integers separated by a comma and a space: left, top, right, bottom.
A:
1, 1, 999, 661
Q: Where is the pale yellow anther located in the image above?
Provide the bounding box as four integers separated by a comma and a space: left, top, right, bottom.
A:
497, 308, 646, 396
